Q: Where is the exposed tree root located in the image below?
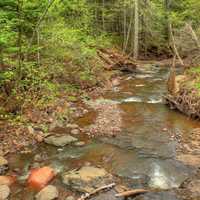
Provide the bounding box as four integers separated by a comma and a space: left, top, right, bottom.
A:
165, 88, 200, 119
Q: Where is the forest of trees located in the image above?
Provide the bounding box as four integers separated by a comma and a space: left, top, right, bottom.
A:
0, 0, 200, 113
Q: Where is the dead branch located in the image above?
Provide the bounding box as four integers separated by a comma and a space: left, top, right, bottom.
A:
186, 23, 200, 49
115, 189, 148, 198
77, 183, 116, 200
169, 24, 184, 66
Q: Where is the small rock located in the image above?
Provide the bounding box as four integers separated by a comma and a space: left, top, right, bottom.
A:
0, 157, 8, 175
44, 135, 78, 147
27, 167, 55, 190
187, 180, 200, 198
112, 78, 120, 87
83, 109, 88, 114
71, 129, 80, 135
28, 126, 35, 135
65, 196, 75, 200
62, 166, 112, 193
34, 154, 43, 162
36, 185, 59, 200
74, 141, 85, 147
66, 124, 79, 129
49, 120, 63, 131
35, 134, 44, 143
0, 157, 8, 167
0, 185, 10, 200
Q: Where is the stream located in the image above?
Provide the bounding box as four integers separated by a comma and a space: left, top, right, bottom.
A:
7, 64, 200, 199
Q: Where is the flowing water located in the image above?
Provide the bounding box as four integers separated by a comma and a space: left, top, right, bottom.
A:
7, 65, 200, 199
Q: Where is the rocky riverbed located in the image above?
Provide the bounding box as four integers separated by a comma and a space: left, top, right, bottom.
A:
0, 64, 200, 199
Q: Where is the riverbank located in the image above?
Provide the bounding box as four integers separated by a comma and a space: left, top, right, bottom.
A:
166, 66, 200, 119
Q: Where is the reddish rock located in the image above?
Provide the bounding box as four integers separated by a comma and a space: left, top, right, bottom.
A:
27, 167, 55, 190
0, 176, 16, 186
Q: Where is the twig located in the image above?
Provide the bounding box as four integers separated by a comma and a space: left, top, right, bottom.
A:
115, 189, 148, 198
77, 183, 116, 200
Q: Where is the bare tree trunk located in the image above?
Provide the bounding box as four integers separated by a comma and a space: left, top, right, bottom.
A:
164, 0, 171, 43
134, 0, 139, 60
37, 29, 40, 66
123, 0, 127, 52
124, 4, 134, 53
27, 0, 56, 53
102, 0, 105, 31
17, 0, 23, 81
169, 24, 184, 66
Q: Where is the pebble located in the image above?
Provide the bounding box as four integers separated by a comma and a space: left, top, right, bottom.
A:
74, 141, 85, 147
65, 196, 75, 200
0, 157, 8, 167
71, 129, 80, 135
27, 126, 35, 135
66, 124, 79, 129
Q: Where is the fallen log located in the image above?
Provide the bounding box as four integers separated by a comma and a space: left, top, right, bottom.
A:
77, 183, 116, 200
115, 189, 148, 198
97, 48, 137, 72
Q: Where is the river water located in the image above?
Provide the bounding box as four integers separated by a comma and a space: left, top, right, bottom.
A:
8, 65, 200, 199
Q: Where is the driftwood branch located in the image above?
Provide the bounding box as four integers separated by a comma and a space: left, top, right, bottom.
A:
115, 189, 148, 198
77, 183, 116, 200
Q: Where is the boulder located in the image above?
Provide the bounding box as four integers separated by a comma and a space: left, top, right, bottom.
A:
0, 185, 10, 200
44, 135, 78, 147
62, 166, 113, 193
36, 185, 59, 200
27, 167, 55, 190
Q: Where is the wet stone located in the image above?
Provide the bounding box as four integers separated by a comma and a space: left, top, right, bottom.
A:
35, 185, 59, 200
62, 166, 113, 193
0, 185, 10, 200
44, 135, 78, 147
121, 173, 150, 189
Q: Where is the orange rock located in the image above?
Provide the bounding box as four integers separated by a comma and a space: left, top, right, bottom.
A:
27, 167, 55, 190
0, 176, 16, 186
